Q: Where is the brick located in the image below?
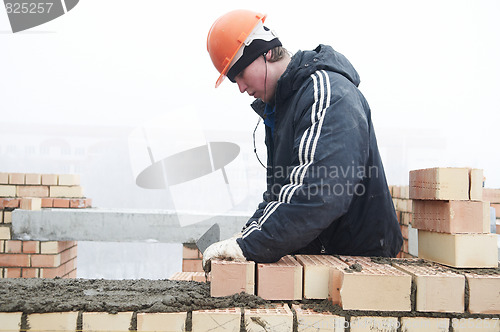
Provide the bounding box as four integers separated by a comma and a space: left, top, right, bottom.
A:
183, 243, 201, 259
192, 307, 241, 332
17, 185, 49, 198
5, 240, 22, 253
349, 316, 399, 332
0, 225, 11, 239
0, 185, 16, 197
401, 212, 412, 226
483, 188, 500, 204
210, 260, 254, 297
58, 174, 81, 186
400, 317, 449, 332
3, 211, 11, 223
394, 260, 465, 313
9, 173, 25, 185
82, 312, 133, 332
170, 271, 208, 282
409, 167, 470, 200
0, 253, 30, 267
40, 264, 65, 279
25, 173, 42, 185
66, 269, 77, 278
0, 211, 2, 223
41, 197, 54, 207
5, 267, 21, 277
41, 241, 61, 254
136, 312, 187, 332
0, 172, 9, 184
41, 174, 58, 185
23, 241, 40, 253
31, 253, 61, 267
182, 258, 203, 272
70, 198, 92, 208
412, 200, 490, 233
465, 272, 500, 314
22, 267, 39, 278
244, 304, 293, 332
418, 230, 498, 268
27, 312, 78, 331
60, 246, 78, 264
451, 318, 500, 332
491, 203, 500, 219
469, 169, 483, 201
53, 198, 71, 208
20, 197, 42, 210
50, 185, 83, 198
256, 255, 302, 300
295, 254, 348, 299
401, 224, 409, 239
0, 240, 4, 253
0, 197, 20, 208
338, 256, 412, 311
293, 304, 345, 332
0, 312, 22, 331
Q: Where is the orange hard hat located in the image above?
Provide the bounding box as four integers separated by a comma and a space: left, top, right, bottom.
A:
207, 10, 267, 88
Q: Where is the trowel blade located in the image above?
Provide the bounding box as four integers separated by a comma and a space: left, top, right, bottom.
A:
196, 223, 220, 254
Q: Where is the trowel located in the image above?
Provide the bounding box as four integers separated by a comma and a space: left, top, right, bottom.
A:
196, 223, 220, 254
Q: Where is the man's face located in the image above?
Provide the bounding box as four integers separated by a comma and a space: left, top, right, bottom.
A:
234, 55, 275, 103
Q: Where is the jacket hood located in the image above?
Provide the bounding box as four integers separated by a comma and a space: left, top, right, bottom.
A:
277, 44, 361, 103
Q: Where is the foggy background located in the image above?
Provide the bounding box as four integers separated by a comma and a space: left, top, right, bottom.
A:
1, 0, 499, 279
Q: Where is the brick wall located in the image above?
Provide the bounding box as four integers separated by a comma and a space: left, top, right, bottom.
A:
0, 172, 91, 279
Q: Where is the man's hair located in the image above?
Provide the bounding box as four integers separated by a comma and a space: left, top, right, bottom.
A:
268, 46, 290, 63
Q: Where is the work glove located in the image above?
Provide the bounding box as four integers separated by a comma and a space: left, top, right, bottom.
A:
202, 236, 246, 273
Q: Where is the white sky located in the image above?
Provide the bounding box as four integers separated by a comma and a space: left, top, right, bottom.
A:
1, 0, 500, 187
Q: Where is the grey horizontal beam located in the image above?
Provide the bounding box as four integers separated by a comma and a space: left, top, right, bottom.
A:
11, 208, 248, 243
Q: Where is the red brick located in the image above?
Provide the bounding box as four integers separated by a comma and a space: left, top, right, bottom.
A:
491, 203, 500, 219
4, 268, 21, 278
20, 197, 42, 210
295, 254, 348, 300
256, 255, 302, 300
210, 260, 255, 297
65, 269, 77, 278
465, 272, 500, 314
8, 173, 25, 185
338, 256, 412, 311
16, 185, 49, 198
182, 259, 203, 272
31, 254, 61, 268
0, 198, 20, 209
182, 243, 201, 259
41, 174, 58, 185
401, 225, 409, 239
483, 188, 500, 204
21, 268, 39, 278
60, 246, 78, 264
0, 254, 30, 267
394, 260, 465, 313
24, 174, 41, 185
69, 198, 92, 208
53, 198, 70, 208
40, 265, 65, 278
22, 241, 40, 254
412, 200, 489, 233
409, 167, 470, 200
5, 240, 22, 253
41, 198, 53, 208
401, 212, 412, 226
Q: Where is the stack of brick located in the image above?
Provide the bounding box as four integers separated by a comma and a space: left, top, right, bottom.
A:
390, 185, 414, 258
409, 167, 498, 268
484, 188, 500, 234
0, 172, 91, 279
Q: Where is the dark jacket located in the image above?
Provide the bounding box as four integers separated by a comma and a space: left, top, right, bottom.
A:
236, 45, 402, 263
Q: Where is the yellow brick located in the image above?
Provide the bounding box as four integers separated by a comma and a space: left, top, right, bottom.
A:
0, 210, 3, 223
27, 312, 78, 331
192, 308, 241, 332
409, 167, 470, 200
3, 211, 12, 224
20, 197, 42, 210
0, 225, 11, 240
41, 174, 58, 185
293, 304, 345, 332
0, 172, 8, 184
418, 230, 498, 268
58, 174, 81, 186
349, 316, 399, 332
244, 305, 293, 332
41, 241, 60, 254
465, 273, 500, 314
0, 312, 22, 331
0, 185, 16, 197
25, 173, 42, 185
401, 317, 449, 332
136, 312, 187, 332
8, 173, 25, 185
469, 169, 483, 201
0, 240, 4, 253
82, 312, 133, 331
50, 185, 84, 198
451, 318, 500, 332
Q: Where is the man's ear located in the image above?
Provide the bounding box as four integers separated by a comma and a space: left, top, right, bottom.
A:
265, 49, 272, 62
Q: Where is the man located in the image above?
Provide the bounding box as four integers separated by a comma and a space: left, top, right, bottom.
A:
203, 9, 402, 271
